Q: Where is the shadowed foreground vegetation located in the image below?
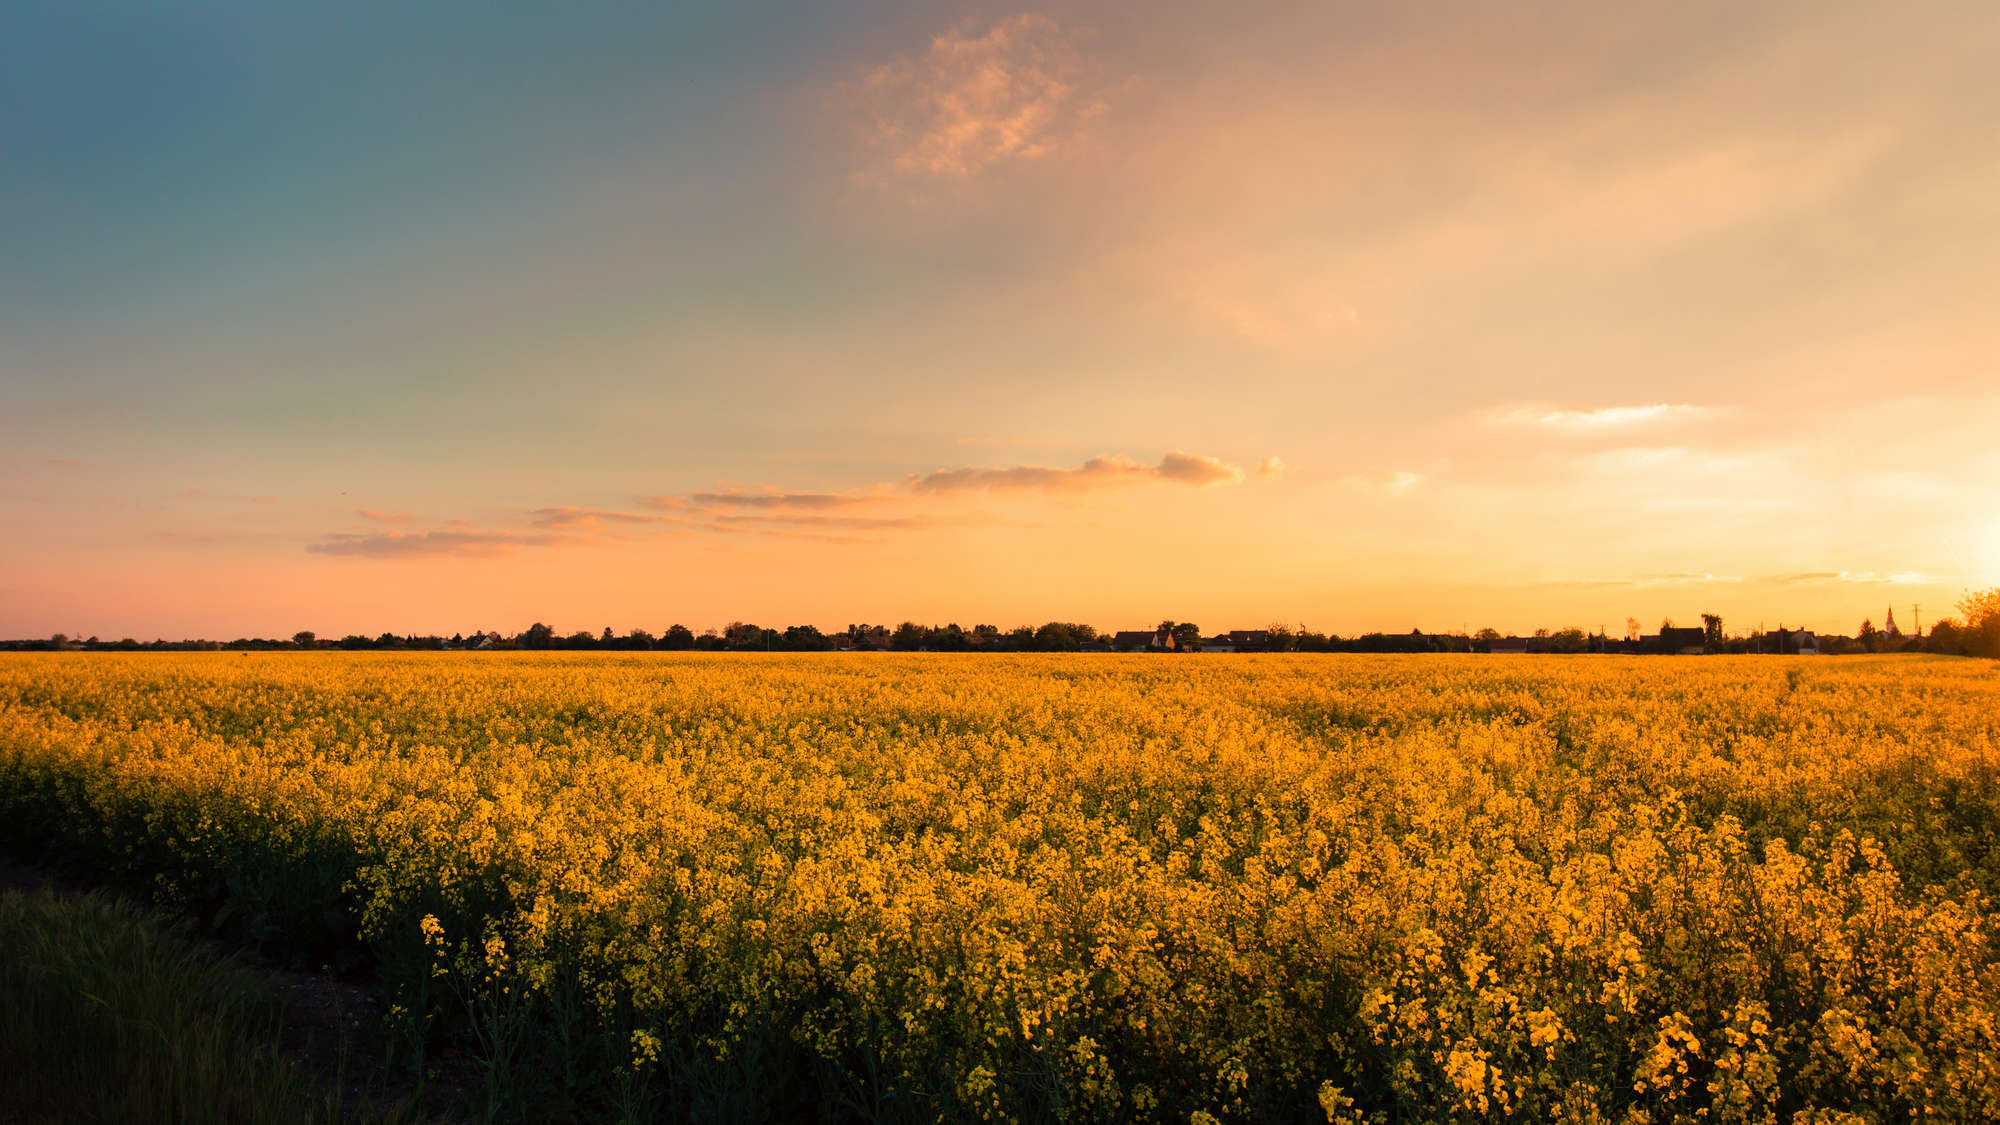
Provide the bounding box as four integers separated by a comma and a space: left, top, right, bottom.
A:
2, 887, 303, 1123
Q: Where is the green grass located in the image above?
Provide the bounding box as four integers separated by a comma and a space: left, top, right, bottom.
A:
0, 886, 407, 1124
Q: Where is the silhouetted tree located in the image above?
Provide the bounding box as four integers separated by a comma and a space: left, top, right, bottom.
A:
661, 625, 695, 650
777, 624, 827, 650
292, 630, 316, 648
1171, 622, 1203, 650
1701, 613, 1724, 650
1032, 622, 1095, 651
522, 622, 555, 649
1548, 627, 1589, 654
1927, 617, 1964, 655
1945, 588, 1998, 657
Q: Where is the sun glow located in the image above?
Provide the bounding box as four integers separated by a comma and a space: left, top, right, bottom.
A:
1971, 518, 2000, 585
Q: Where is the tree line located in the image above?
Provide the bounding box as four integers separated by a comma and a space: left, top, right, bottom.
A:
6, 589, 1995, 657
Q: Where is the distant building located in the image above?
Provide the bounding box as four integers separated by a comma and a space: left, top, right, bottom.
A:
1488, 636, 1528, 654
1226, 630, 1271, 652
1110, 627, 1178, 651
1767, 626, 1820, 655
1658, 626, 1708, 654
1203, 635, 1236, 653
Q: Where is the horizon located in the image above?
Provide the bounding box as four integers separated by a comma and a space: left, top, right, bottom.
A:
8, 604, 1937, 647
6, 2, 1998, 638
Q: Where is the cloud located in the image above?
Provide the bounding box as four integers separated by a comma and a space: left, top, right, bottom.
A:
1255, 456, 1291, 479
1547, 572, 1746, 589
326, 449, 1265, 561
667, 490, 874, 512
712, 513, 928, 532
911, 450, 1244, 493
849, 14, 1106, 180
1495, 404, 1725, 432
531, 506, 688, 531
1772, 570, 1935, 587
1337, 469, 1427, 494
357, 508, 414, 523
307, 529, 566, 558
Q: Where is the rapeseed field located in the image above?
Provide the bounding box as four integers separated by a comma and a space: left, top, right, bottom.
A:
2, 653, 1996, 1123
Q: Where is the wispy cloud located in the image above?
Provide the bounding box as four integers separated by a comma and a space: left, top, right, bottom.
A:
314, 449, 1263, 559
911, 450, 1243, 493
1773, 570, 1935, 586
307, 529, 568, 558
357, 508, 414, 523
666, 489, 877, 512
1546, 572, 1746, 589
530, 506, 689, 531
849, 14, 1107, 181
1494, 404, 1725, 432
1335, 469, 1427, 494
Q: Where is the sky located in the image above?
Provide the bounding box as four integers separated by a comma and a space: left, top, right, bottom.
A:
4, 0, 1998, 640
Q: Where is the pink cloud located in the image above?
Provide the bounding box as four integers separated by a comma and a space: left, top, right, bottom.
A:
307, 529, 567, 558
910, 450, 1244, 493
666, 490, 873, 512
849, 14, 1107, 181
531, 506, 690, 531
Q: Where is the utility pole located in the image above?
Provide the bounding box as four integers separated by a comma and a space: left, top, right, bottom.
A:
1914, 604, 1921, 637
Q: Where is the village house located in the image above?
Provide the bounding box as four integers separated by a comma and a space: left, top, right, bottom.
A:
1659, 626, 1708, 654
1226, 629, 1271, 652
1111, 627, 1175, 651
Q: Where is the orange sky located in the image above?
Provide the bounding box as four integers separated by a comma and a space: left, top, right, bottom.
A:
3, 2, 1997, 639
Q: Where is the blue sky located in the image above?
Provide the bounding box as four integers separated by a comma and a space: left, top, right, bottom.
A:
5, 1, 1997, 637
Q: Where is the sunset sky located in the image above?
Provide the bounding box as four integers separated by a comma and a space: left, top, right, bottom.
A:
5, 1, 1998, 640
